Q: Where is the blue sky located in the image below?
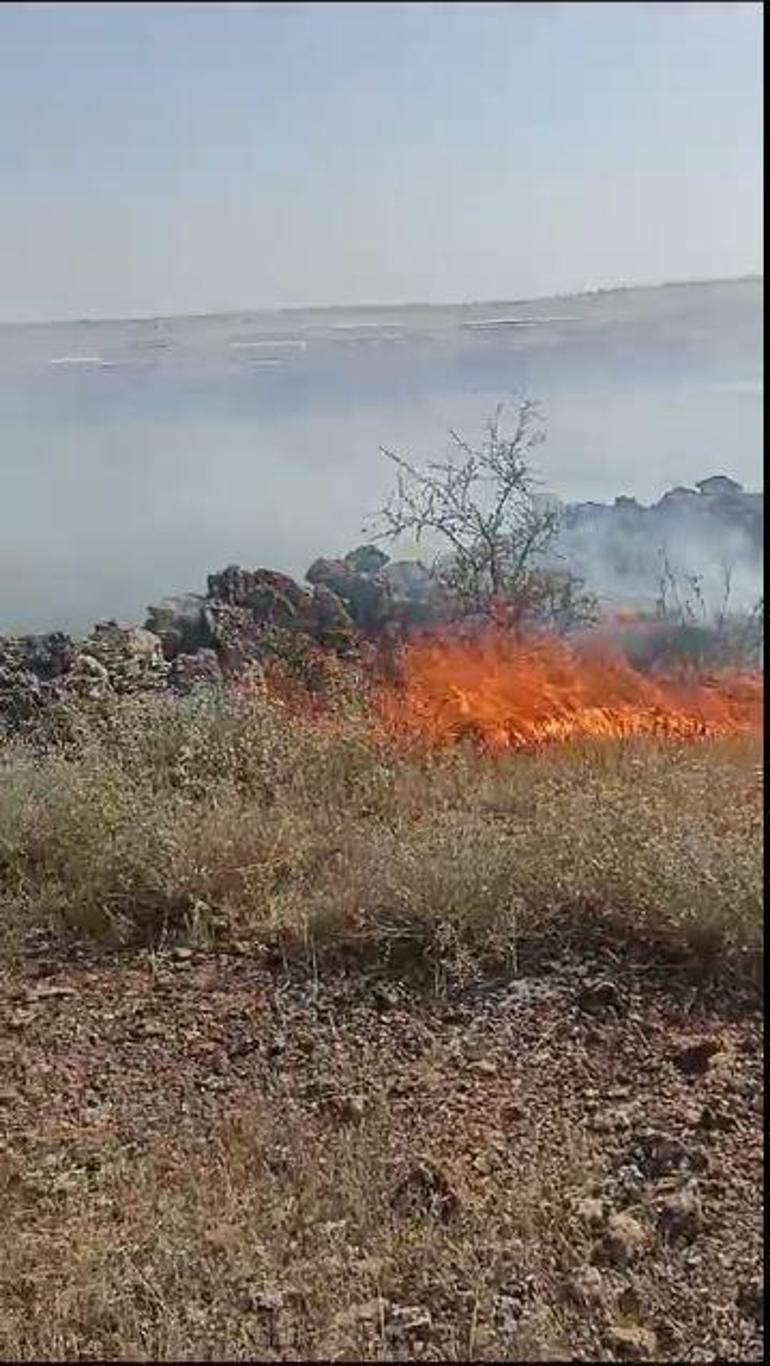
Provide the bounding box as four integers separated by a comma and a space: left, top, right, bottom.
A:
0, 1, 763, 321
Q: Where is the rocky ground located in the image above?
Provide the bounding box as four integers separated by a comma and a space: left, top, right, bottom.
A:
0, 940, 762, 1361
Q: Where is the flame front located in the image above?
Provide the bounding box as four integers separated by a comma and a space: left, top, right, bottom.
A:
378, 631, 763, 751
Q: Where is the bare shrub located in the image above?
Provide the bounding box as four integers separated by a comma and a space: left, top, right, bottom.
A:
372, 402, 597, 635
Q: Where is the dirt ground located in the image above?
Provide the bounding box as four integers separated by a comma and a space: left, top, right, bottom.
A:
0, 939, 762, 1362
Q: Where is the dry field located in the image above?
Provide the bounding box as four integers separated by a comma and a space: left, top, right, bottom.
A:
0, 688, 763, 1360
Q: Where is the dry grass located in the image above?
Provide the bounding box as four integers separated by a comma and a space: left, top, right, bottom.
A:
0, 690, 763, 1361
0, 689, 762, 992
0, 1096, 586, 1361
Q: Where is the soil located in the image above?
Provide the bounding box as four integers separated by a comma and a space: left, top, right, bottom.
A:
0, 941, 763, 1362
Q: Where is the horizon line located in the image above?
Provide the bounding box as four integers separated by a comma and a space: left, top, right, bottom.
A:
0, 272, 762, 331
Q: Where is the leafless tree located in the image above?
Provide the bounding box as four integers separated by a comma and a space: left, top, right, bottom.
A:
371, 401, 596, 634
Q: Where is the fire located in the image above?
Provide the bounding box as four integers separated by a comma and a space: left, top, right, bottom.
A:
377, 630, 763, 751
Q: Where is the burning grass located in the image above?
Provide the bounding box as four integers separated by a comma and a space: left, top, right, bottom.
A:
0, 636, 763, 992
376, 629, 762, 750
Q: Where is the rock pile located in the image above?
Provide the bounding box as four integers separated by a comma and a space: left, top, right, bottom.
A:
0, 622, 170, 733
0, 544, 445, 735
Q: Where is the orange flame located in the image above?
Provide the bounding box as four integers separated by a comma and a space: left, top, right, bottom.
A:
377, 630, 763, 751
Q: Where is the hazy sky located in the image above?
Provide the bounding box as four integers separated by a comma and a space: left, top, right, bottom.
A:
0, 1, 763, 322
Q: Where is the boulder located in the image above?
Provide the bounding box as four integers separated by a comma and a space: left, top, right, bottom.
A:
306, 584, 356, 651
344, 543, 390, 574
206, 564, 257, 606
145, 594, 213, 659
305, 556, 351, 590
306, 556, 392, 631
206, 565, 312, 627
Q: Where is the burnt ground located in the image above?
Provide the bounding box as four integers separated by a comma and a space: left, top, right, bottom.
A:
0, 943, 763, 1362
